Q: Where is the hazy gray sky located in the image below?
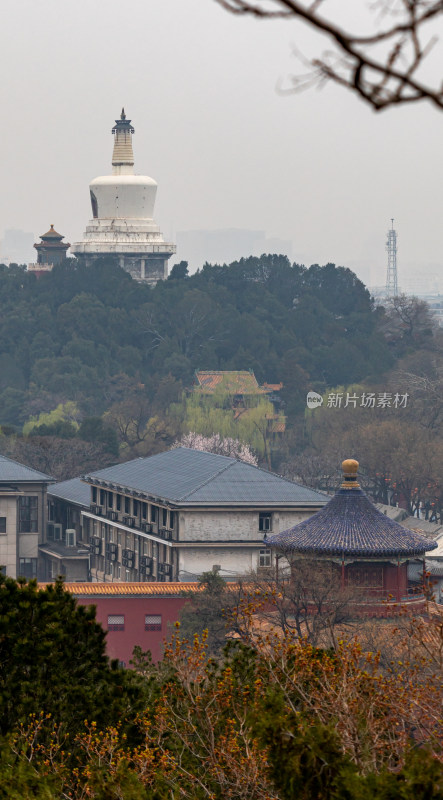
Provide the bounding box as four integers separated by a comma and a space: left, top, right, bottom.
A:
1, 0, 442, 290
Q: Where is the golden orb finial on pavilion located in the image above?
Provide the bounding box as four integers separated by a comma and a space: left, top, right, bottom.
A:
341, 458, 360, 488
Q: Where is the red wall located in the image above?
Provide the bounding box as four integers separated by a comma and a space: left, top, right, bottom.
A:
76, 596, 189, 666
384, 563, 408, 599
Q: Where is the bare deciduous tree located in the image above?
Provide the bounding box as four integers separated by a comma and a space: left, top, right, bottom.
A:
233, 561, 360, 649
214, 0, 443, 111
0, 436, 113, 481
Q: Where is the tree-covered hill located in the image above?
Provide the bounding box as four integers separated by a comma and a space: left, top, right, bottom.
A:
0, 256, 394, 430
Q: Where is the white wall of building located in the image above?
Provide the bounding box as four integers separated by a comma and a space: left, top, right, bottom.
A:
0, 496, 18, 578
177, 507, 314, 579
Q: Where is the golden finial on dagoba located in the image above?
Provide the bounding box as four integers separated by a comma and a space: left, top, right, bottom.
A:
341, 459, 360, 489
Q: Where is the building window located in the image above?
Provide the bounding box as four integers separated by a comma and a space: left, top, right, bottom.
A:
142, 502, 147, 519
145, 614, 162, 631
18, 558, 38, 579
259, 549, 272, 568
124, 496, 130, 514
133, 500, 139, 517
0, 517, 6, 533
18, 497, 38, 533
92, 486, 97, 504
116, 494, 121, 511
259, 513, 272, 532
108, 491, 113, 508
169, 511, 174, 529
162, 508, 167, 527
100, 489, 105, 506
107, 614, 125, 631
151, 505, 157, 523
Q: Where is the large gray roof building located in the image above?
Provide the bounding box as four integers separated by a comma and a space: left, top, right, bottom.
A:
83, 448, 326, 507
45, 448, 326, 584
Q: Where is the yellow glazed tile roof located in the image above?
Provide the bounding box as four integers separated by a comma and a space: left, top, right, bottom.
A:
39, 582, 200, 596
194, 370, 266, 395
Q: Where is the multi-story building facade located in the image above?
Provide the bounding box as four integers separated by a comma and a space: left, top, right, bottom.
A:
40, 477, 90, 582
45, 448, 326, 583
0, 455, 53, 579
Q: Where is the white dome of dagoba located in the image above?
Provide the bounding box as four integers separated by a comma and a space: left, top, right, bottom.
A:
71, 109, 176, 283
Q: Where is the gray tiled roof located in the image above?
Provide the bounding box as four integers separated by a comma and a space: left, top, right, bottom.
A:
267, 487, 437, 557
48, 477, 90, 507
0, 454, 53, 483
84, 448, 327, 507
408, 560, 443, 580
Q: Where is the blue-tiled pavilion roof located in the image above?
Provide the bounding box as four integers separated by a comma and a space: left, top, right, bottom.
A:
266, 485, 437, 558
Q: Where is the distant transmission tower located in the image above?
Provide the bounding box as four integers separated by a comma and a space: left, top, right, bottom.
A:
385, 218, 398, 297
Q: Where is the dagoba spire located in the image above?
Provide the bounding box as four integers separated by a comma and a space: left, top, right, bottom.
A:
71, 109, 176, 284
111, 108, 135, 174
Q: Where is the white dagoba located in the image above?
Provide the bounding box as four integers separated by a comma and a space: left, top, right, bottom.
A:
71, 109, 175, 283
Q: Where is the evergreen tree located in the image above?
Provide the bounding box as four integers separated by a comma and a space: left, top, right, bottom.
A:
0, 576, 137, 738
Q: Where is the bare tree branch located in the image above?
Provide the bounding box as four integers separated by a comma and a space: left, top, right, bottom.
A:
214, 0, 443, 110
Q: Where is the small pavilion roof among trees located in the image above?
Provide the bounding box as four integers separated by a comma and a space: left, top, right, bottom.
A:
194, 370, 269, 395
29, 224, 71, 276
192, 370, 286, 439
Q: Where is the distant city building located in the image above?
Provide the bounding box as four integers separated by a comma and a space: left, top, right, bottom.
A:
0, 228, 34, 265
71, 109, 175, 283
27, 224, 71, 278
415, 293, 443, 327
176, 228, 292, 271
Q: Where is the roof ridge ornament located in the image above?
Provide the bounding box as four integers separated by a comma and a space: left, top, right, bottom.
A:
341, 458, 360, 489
